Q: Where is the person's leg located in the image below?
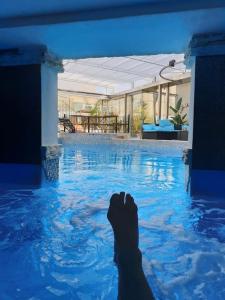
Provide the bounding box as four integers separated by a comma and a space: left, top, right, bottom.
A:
107, 192, 155, 300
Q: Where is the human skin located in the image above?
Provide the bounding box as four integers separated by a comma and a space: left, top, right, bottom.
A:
107, 192, 155, 300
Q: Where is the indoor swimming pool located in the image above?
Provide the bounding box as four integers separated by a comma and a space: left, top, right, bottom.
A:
0, 144, 225, 299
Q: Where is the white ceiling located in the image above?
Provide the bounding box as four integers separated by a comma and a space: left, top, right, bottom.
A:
58, 54, 189, 95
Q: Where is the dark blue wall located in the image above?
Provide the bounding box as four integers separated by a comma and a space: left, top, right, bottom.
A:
192, 55, 225, 170
0, 64, 41, 164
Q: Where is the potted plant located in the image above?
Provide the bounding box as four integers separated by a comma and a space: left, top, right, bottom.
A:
169, 97, 187, 130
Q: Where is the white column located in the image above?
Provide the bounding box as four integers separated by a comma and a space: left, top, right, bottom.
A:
41, 64, 58, 146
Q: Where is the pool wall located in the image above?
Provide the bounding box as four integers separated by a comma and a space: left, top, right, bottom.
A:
58, 133, 189, 157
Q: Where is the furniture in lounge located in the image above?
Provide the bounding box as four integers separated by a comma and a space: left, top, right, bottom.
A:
142, 130, 188, 140
142, 119, 188, 141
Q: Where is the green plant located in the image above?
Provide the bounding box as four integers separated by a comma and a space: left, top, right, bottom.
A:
140, 101, 148, 123
90, 100, 101, 116
169, 97, 187, 128
131, 101, 148, 135
132, 115, 142, 134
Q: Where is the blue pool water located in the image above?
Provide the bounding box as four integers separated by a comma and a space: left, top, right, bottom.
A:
0, 144, 225, 300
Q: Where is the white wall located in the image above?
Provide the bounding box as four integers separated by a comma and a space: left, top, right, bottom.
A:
176, 82, 190, 108
41, 64, 58, 146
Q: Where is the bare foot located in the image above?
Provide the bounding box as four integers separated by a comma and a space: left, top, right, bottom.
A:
107, 192, 139, 262
107, 193, 155, 300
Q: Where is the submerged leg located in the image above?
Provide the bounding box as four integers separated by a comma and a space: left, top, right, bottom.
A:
107, 192, 155, 300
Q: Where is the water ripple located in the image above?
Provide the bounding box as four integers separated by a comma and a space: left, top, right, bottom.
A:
0, 145, 225, 299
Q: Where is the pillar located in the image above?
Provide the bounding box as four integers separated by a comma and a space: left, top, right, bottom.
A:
166, 83, 170, 118
187, 34, 225, 196
0, 46, 62, 184
128, 95, 134, 136
158, 84, 162, 121
124, 94, 127, 123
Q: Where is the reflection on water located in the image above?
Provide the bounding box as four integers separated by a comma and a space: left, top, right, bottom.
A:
192, 197, 225, 242
0, 144, 225, 299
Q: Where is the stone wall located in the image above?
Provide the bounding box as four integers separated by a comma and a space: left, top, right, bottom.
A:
41, 145, 61, 180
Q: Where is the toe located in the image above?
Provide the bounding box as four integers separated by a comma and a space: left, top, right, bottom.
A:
125, 194, 137, 212
119, 192, 125, 204
108, 193, 124, 222
110, 193, 124, 208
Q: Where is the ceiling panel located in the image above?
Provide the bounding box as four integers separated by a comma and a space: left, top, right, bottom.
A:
59, 54, 189, 94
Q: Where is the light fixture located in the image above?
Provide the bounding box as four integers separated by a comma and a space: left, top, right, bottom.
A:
159, 59, 184, 82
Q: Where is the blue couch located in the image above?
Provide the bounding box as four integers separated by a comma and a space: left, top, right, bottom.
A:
142, 119, 188, 140
142, 119, 174, 132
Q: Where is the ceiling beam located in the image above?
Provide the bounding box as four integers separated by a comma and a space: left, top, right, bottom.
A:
0, 0, 225, 28
58, 88, 109, 98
